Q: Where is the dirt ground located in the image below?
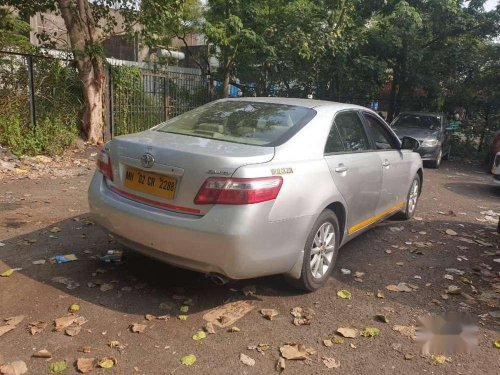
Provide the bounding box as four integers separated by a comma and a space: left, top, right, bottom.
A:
0, 148, 499, 374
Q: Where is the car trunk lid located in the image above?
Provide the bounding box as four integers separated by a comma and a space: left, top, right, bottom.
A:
106, 130, 275, 215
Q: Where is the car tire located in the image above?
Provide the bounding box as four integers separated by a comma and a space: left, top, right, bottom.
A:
429, 148, 442, 169
287, 210, 340, 292
401, 174, 420, 220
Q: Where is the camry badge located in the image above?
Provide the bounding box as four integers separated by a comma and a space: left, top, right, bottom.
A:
140, 153, 155, 168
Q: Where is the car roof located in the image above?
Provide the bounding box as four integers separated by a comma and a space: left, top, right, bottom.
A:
218, 97, 368, 111
398, 111, 444, 117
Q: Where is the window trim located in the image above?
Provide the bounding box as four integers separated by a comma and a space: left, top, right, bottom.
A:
360, 111, 402, 151
324, 109, 374, 155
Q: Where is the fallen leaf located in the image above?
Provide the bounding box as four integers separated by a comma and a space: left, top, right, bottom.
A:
322, 357, 340, 369
279, 344, 314, 360
192, 330, 207, 340
446, 285, 461, 295
108, 341, 125, 351
242, 285, 256, 296
80, 346, 91, 353
336, 327, 358, 338
445, 229, 457, 236
396, 283, 413, 292
331, 336, 344, 344
203, 301, 254, 328
76, 358, 95, 373
444, 274, 454, 280
375, 314, 389, 323
276, 357, 286, 372
392, 325, 416, 340
239, 353, 255, 367
0, 361, 28, 375
0, 325, 16, 337
180, 354, 196, 366
179, 306, 189, 313
130, 323, 146, 333
144, 314, 156, 321
33, 349, 52, 358
98, 357, 116, 369
494, 340, 500, 348
385, 284, 400, 292
376, 290, 385, 299
323, 339, 333, 347
69, 304, 80, 312
205, 322, 216, 334
0, 269, 14, 277
290, 307, 313, 326
404, 353, 414, 360
99, 283, 113, 292
5, 316, 24, 326
260, 308, 279, 320
49, 361, 69, 373
50, 227, 61, 233
431, 354, 449, 364
337, 290, 352, 299
178, 315, 188, 321
54, 315, 79, 331
228, 326, 240, 333
29, 321, 48, 335
65, 325, 82, 336
360, 327, 380, 337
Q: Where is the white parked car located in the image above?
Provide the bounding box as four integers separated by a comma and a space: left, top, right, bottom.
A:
88, 98, 423, 291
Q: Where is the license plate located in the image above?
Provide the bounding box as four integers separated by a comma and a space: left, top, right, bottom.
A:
124, 167, 177, 199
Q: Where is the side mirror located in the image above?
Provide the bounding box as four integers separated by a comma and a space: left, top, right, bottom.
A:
401, 136, 420, 151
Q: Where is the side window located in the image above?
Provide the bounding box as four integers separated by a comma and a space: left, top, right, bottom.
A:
324, 122, 345, 153
334, 112, 370, 152
363, 114, 399, 150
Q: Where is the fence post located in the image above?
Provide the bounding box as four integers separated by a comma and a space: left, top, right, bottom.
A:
163, 76, 170, 120
108, 65, 114, 138
26, 55, 36, 129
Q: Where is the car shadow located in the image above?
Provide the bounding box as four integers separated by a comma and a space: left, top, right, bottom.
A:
1, 213, 498, 334
444, 181, 500, 200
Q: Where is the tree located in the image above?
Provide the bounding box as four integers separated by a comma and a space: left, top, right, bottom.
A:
0, 0, 142, 143
0, 7, 31, 51
204, 0, 262, 97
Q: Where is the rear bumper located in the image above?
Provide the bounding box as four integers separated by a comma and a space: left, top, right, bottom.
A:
88, 173, 314, 279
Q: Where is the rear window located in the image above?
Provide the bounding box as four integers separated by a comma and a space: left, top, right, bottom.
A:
392, 114, 441, 130
154, 101, 316, 146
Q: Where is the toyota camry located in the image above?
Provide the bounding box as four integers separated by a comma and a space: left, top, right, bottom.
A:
88, 98, 423, 291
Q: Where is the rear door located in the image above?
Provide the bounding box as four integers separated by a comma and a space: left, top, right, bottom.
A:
361, 112, 411, 215
324, 110, 382, 235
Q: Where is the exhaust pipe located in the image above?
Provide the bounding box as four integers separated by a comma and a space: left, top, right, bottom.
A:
209, 274, 229, 286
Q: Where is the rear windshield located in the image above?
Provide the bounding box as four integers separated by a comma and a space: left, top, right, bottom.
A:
392, 114, 441, 130
154, 101, 316, 146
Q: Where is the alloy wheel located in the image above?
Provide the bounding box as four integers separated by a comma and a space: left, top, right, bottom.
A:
310, 222, 335, 279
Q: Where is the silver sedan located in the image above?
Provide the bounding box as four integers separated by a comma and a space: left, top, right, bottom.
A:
88, 98, 423, 291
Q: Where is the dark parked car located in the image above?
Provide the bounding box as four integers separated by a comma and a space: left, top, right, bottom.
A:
391, 112, 452, 168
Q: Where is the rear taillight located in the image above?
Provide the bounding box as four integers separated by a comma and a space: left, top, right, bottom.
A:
96, 150, 113, 181
194, 176, 283, 205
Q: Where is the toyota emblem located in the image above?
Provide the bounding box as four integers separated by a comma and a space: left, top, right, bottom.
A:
140, 153, 155, 168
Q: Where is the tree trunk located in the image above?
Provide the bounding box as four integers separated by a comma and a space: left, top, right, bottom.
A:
58, 0, 106, 143
222, 63, 231, 98
387, 70, 400, 122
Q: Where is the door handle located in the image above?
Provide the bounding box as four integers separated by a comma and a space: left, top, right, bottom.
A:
334, 164, 349, 173
382, 160, 390, 168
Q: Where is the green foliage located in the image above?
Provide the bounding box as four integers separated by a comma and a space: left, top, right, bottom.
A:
0, 114, 78, 156
0, 7, 31, 50
0, 52, 82, 155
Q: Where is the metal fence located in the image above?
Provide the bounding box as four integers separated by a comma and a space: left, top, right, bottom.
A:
108, 61, 210, 136
0, 50, 211, 139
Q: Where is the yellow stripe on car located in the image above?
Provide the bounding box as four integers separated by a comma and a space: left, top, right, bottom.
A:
348, 201, 406, 235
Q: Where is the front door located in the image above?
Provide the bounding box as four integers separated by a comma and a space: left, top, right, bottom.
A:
324, 110, 382, 236
361, 112, 412, 215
